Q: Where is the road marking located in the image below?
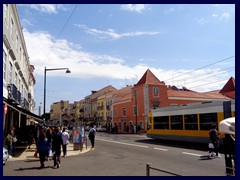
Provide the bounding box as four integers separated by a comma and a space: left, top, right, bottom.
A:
182, 152, 202, 157
153, 147, 168, 151
96, 138, 149, 148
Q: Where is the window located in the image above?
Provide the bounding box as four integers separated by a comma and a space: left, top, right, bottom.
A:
184, 114, 198, 130
18, 79, 21, 91
10, 18, 14, 40
15, 72, 17, 87
123, 108, 127, 116
16, 35, 18, 52
199, 113, 218, 130
154, 116, 169, 129
133, 105, 138, 116
4, 4, 8, 25
113, 109, 118, 117
9, 62, 12, 84
171, 115, 183, 130
3, 50, 7, 84
153, 87, 159, 97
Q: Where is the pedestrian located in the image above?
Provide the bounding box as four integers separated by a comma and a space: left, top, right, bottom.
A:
11, 127, 17, 156
27, 125, 34, 149
36, 132, 50, 168
61, 128, 69, 157
33, 125, 40, 158
52, 127, 63, 168
46, 128, 53, 160
88, 126, 96, 148
209, 123, 221, 157
4, 132, 13, 158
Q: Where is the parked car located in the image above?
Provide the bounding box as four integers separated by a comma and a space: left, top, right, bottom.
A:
100, 127, 107, 132
96, 127, 107, 132
3, 147, 9, 166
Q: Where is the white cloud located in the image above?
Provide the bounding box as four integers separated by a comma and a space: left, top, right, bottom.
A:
23, 29, 233, 92
21, 18, 34, 27
220, 13, 230, 20
164, 7, 175, 14
120, 4, 148, 13
19, 4, 66, 14
195, 18, 207, 26
75, 24, 161, 40
212, 12, 230, 21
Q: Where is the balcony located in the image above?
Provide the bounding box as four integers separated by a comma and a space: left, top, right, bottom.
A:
28, 92, 32, 101
21, 97, 30, 110
97, 105, 104, 110
7, 84, 18, 102
16, 90, 21, 104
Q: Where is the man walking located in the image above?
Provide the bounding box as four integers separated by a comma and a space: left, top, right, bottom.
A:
52, 127, 63, 168
88, 126, 96, 149
61, 128, 69, 157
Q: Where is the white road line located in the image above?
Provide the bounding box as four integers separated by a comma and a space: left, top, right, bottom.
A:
182, 152, 202, 157
96, 138, 149, 148
153, 147, 168, 151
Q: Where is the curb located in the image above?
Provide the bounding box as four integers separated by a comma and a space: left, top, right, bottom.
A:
9, 143, 91, 161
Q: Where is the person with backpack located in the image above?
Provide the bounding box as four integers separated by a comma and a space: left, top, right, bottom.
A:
88, 126, 96, 149
209, 123, 221, 157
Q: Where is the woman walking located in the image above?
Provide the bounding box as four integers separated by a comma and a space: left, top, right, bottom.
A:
37, 132, 50, 168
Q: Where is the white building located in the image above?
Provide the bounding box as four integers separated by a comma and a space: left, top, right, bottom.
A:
3, 4, 42, 136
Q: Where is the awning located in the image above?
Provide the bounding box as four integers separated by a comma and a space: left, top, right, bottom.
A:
3, 98, 43, 123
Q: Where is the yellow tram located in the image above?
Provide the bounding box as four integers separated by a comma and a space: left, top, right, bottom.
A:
147, 100, 235, 144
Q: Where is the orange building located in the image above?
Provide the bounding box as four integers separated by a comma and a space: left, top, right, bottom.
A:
112, 69, 234, 133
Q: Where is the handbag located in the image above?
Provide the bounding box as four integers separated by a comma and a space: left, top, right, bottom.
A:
208, 143, 214, 149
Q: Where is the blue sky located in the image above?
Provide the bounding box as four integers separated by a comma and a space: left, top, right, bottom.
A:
16, 4, 235, 114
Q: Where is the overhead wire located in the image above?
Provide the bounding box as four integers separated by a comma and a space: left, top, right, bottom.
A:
40, 4, 79, 67
177, 66, 234, 86
163, 55, 235, 83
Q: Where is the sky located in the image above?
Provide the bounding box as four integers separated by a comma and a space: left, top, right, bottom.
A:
16, 4, 235, 115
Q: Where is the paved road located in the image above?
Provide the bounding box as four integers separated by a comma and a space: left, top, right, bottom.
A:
3, 132, 227, 176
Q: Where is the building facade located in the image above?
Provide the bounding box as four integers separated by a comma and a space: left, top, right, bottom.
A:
3, 4, 41, 137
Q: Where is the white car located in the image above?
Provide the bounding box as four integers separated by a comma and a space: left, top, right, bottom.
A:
3, 147, 9, 166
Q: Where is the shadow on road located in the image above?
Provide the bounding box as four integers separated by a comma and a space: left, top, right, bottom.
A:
14, 165, 54, 171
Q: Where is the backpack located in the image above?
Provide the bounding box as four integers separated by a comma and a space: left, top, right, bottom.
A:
88, 130, 95, 139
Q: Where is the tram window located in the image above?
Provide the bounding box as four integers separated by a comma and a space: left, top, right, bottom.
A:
171, 115, 183, 130
184, 114, 198, 130
199, 113, 218, 130
154, 116, 169, 129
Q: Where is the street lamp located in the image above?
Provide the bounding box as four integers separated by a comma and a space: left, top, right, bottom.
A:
43, 67, 71, 124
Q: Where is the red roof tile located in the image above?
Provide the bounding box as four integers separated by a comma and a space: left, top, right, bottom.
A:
219, 77, 235, 93
136, 69, 165, 86
167, 89, 231, 100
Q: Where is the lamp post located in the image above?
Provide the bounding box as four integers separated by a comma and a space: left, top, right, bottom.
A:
43, 67, 71, 124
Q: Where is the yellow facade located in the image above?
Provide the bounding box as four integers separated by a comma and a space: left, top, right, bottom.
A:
97, 94, 107, 127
